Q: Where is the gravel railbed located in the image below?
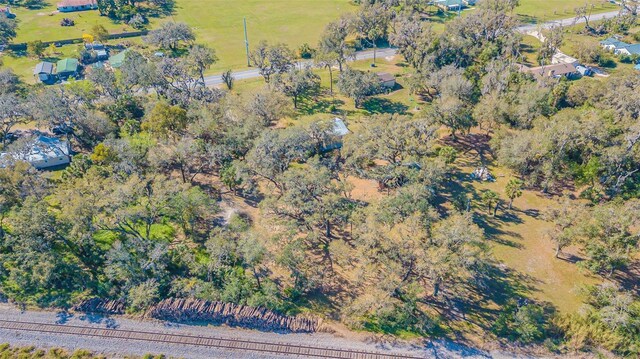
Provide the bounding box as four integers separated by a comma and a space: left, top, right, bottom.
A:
0, 304, 523, 358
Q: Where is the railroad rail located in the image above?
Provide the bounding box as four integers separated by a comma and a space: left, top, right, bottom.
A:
0, 319, 425, 359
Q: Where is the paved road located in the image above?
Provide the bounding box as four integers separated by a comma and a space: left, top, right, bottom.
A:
517, 9, 620, 32
204, 9, 622, 87
203, 47, 398, 86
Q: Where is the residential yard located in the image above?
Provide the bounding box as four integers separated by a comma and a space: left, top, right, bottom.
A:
1, 44, 83, 81
11, 5, 134, 43
519, 34, 542, 65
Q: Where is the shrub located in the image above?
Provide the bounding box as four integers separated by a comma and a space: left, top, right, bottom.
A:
298, 43, 315, 59
598, 54, 616, 68
494, 300, 550, 344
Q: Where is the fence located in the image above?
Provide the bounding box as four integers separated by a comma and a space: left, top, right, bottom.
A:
7, 30, 148, 51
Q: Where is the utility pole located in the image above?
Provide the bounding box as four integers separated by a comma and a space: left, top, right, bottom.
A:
244, 17, 250, 67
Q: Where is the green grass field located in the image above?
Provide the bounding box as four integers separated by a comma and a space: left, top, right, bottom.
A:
12, 5, 134, 43
158, 0, 356, 71
4, 0, 355, 80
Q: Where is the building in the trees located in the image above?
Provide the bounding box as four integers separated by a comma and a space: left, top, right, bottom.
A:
0, 136, 70, 169
435, 0, 464, 11
551, 52, 579, 66
0, 6, 16, 18
517, 63, 579, 80
377, 72, 396, 89
33, 62, 56, 83
57, 0, 98, 12
109, 49, 130, 68
56, 58, 79, 79
600, 36, 640, 56
322, 118, 350, 152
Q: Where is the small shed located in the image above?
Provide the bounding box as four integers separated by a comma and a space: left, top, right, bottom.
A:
34, 62, 55, 83
57, 0, 98, 12
377, 72, 396, 89
322, 118, 350, 152
109, 49, 129, 68
95, 49, 109, 60
56, 58, 79, 79
0, 136, 70, 170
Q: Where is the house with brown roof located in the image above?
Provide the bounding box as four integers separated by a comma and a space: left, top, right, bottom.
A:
518, 63, 579, 81
57, 0, 98, 12
377, 72, 396, 89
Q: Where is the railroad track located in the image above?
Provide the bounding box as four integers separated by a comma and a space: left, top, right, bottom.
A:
0, 319, 425, 359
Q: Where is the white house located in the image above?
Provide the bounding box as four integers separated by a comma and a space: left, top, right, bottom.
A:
57, 0, 98, 12
322, 118, 350, 151
1, 136, 70, 169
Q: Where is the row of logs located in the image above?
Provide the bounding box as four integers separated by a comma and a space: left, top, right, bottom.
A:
73, 298, 126, 314
73, 297, 321, 333
145, 298, 321, 333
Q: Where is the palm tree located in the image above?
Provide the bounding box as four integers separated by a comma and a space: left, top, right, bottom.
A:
481, 190, 500, 216
505, 178, 524, 210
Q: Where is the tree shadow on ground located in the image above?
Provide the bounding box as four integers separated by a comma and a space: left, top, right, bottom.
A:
612, 260, 640, 296
421, 261, 545, 342
440, 133, 495, 165
362, 97, 409, 115
474, 213, 524, 249
297, 97, 345, 116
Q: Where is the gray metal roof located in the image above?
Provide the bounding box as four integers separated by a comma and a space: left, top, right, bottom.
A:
332, 118, 349, 137
34, 62, 54, 75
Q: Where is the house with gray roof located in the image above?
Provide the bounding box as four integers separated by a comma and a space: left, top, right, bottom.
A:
600, 36, 640, 56
34, 62, 55, 83
322, 118, 350, 152
1, 136, 70, 169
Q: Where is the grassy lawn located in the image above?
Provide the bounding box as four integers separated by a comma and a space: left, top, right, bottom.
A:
3, 0, 355, 80
520, 35, 541, 66
2, 43, 83, 81
515, 0, 617, 23
12, 6, 134, 43
160, 0, 357, 71
468, 164, 599, 312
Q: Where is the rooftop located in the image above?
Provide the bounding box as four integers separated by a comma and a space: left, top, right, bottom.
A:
620, 43, 640, 55
34, 62, 54, 75
600, 36, 629, 48
1, 136, 69, 166
109, 49, 130, 68
56, 58, 79, 73
332, 118, 349, 137
377, 72, 395, 82
57, 0, 97, 7
520, 63, 578, 79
